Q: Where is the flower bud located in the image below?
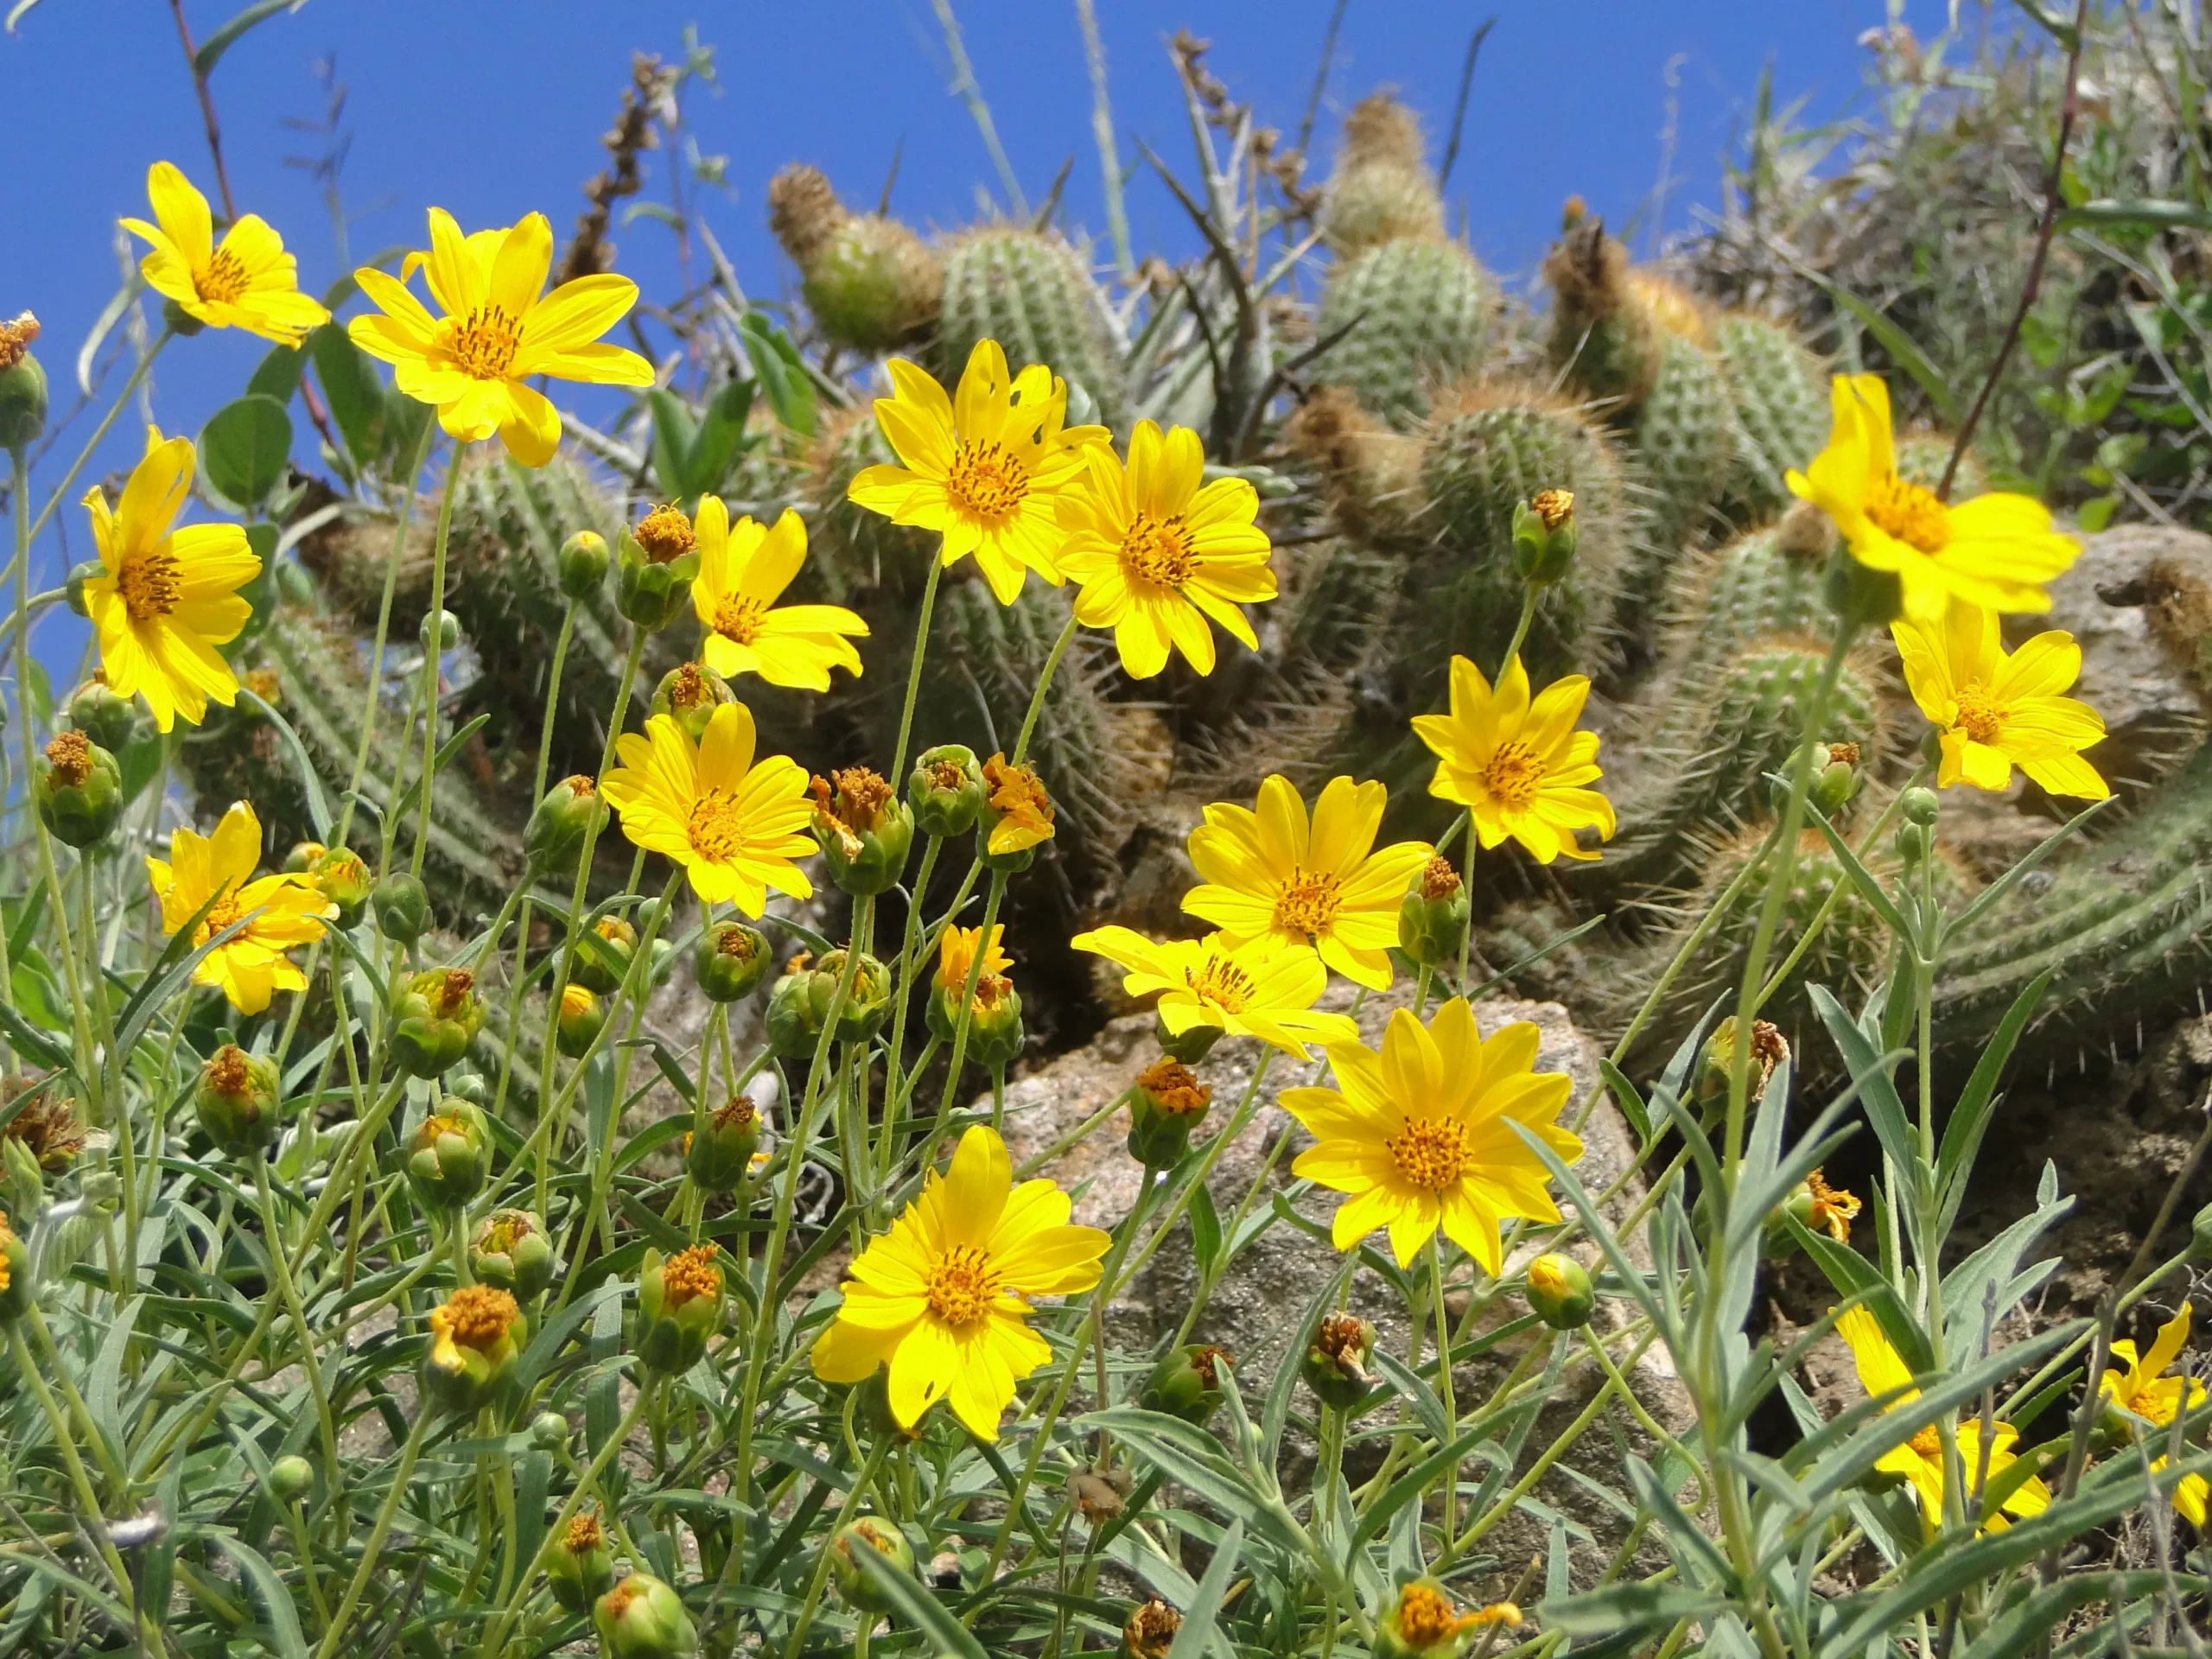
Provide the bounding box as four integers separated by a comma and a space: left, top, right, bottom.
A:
284, 840, 326, 874
524, 775, 607, 871
1524, 1253, 1595, 1329
66, 676, 136, 753
1139, 1343, 1230, 1426
1695, 1016, 1789, 1109
685, 1094, 761, 1193
1901, 785, 1940, 828
266, 1454, 314, 1503
826, 1516, 916, 1614
637, 1245, 726, 1376
694, 919, 771, 1003
373, 872, 430, 945
391, 968, 484, 1079
544, 1507, 617, 1614
557, 530, 610, 601
1124, 1598, 1183, 1659
574, 916, 637, 995
34, 731, 121, 848
647, 660, 735, 743
472, 1208, 556, 1300
926, 923, 1023, 1068
1125, 1058, 1211, 1167
765, 949, 891, 1056
978, 753, 1055, 871
1152, 1014, 1221, 1067
65, 559, 102, 619
1812, 741, 1860, 816
556, 983, 606, 1058
531, 1410, 570, 1450
1376, 1580, 1483, 1659
810, 767, 914, 897
308, 847, 372, 927
615, 505, 702, 632
1301, 1312, 1379, 1410
1768, 1167, 1861, 1260
0, 1210, 34, 1322
0, 315, 48, 448
194, 1043, 284, 1157
444, 1071, 492, 1108
2193, 1199, 2212, 1262
594, 1572, 697, 1659
419, 608, 460, 652
907, 743, 988, 838
1397, 855, 1469, 969
423, 1283, 524, 1414
1510, 488, 1579, 586
404, 1097, 491, 1211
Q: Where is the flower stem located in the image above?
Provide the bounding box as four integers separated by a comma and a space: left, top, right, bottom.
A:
1497, 584, 1540, 678
311, 1403, 432, 1659
889, 556, 943, 785
251, 1149, 342, 1479
409, 442, 467, 880
1012, 612, 1080, 766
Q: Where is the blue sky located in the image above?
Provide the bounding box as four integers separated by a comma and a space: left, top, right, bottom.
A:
2, 0, 1933, 674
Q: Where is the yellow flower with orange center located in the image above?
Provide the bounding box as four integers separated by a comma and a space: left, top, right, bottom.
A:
937, 923, 1013, 998
688, 499, 868, 690
1068, 927, 1359, 1060
145, 802, 335, 1014
121, 162, 330, 346
2101, 1302, 2207, 1431
1891, 602, 2107, 799
1411, 654, 1615, 864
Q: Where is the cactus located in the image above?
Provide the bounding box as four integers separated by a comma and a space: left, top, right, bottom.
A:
1321, 92, 1446, 254
935, 227, 1128, 420
767, 164, 942, 353
1543, 213, 1665, 412
1315, 238, 1491, 426
1627, 331, 1738, 564
1654, 520, 1838, 689
1715, 312, 1828, 519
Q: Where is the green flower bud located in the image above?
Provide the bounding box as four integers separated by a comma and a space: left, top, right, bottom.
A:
765, 949, 891, 1056
0, 1210, 34, 1321
423, 1283, 525, 1414
694, 919, 771, 1003
556, 983, 607, 1058
404, 1097, 491, 1211
472, 1208, 556, 1300
1397, 855, 1469, 970
2189, 1199, 2212, 1262
615, 506, 702, 632
308, 847, 372, 928
391, 968, 484, 1079
194, 1044, 284, 1158
524, 774, 608, 872
1125, 1058, 1211, 1167
1139, 1343, 1230, 1426
1124, 1599, 1183, 1659
1811, 741, 1861, 816
826, 1516, 916, 1614
34, 731, 122, 849
685, 1094, 762, 1193
1152, 1014, 1221, 1068
266, 1454, 314, 1504
635, 1245, 725, 1376
557, 530, 610, 601
1524, 1253, 1595, 1329
927, 975, 1025, 1069
574, 915, 637, 995
444, 1071, 493, 1109
976, 753, 1055, 873
1901, 786, 1940, 828
419, 608, 460, 651
162, 297, 207, 337
545, 1507, 617, 1615
649, 660, 737, 743
0, 317, 48, 448
1763, 1168, 1861, 1260
283, 840, 326, 874
1823, 547, 1903, 629
1510, 488, 1579, 586
594, 1572, 699, 1659
1694, 1016, 1789, 1109
531, 1410, 571, 1450
810, 767, 914, 897
373, 872, 430, 945
907, 743, 988, 838
64, 559, 102, 619
1301, 1312, 1379, 1410
66, 677, 136, 752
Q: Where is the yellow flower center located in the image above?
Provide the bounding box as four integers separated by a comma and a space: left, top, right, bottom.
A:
1865, 472, 1950, 555
1388, 1117, 1470, 1192
438, 1284, 519, 1350
1953, 683, 2006, 746
685, 789, 749, 862
44, 731, 93, 785
1273, 868, 1341, 938
447, 305, 524, 380
714, 593, 765, 645
925, 1243, 1000, 1327
0, 312, 37, 373
946, 440, 1030, 523
1481, 741, 1545, 811
192, 887, 246, 946
196, 248, 252, 306
1119, 511, 1197, 588
1393, 1584, 1476, 1649
1908, 1424, 1943, 1459
1184, 954, 1255, 1014
118, 550, 183, 621
658, 1244, 722, 1306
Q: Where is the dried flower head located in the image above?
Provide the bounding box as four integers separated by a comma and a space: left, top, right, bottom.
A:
1136, 1059, 1211, 1116
1825, 741, 1861, 767
42, 731, 93, 786
715, 925, 758, 960
712, 1095, 756, 1133
1804, 1169, 1862, 1243
1529, 487, 1574, 531
202, 1044, 253, 1098
1125, 1598, 1182, 1659
437, 1285, 519, 1351
1419, 855, 1463, 900
0, 312, 39, 372
3, 1088, 86, 1173
432, 969, 476, 1018
1313, 1312, 1370, 1364
658, 1244, 721, 1307
564, 1508, 606, 1553
632, 504, 696, 563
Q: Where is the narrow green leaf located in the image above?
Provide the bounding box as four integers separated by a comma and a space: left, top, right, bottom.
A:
385, 713, 491, 831
1802, 270, 1959, 423
1937, 971, 2050, 1232
205, 1533, 308, 1658
1946, 798, 2110, 934
1539, 1583, 1726, 1638
852, 1544, 988, 1659
192, 0, 301, 74
1187, 1180, 1222, 1276
1166, 1516, 1243, 1659
236, 685, 331, 836
2058, 197, 2212, 232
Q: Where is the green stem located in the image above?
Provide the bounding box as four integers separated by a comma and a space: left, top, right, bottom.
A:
1011, 613, 1080, 766
409, 442, 467, 880
251, 1150, 342, 1479
779, 1434, 895, 1659
1497, 584, 1540, 678
889, 556, 943, 785
879, 833, 944, 1186
311, 1406, 433, 1659
1429, 1238, 1460, 1541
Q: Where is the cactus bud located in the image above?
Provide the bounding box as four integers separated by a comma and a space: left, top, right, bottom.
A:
1139, 1343, 1230, 1426
694, 919, 771, 1003
373, 872, 430, 945
1125, 1058, 1211, 1167
308, 847, 372, 927
404, 1097, 491, 1211
194, 1044, 284, 1158
685, 1094, 761, 1193
556, 983, 606, 1058
615, 505, 702, 632
1124, 1598, 1183, 1659
649, 660, 737, 743
1696, 1016, 1789, 1108
0, 1210, 33, 1321
471, 1208, 556, 1300
1302, 1312, 1379, 1409
907, 743, 988, 838
1376, 1580, 1483, 1659
0, 315, 48, 448
636, 1245, 725, 1376
593, 1572, 697, 1659
266, 1454, 313, 1503
1524, 1253, 1595, 1329
543, 1506, 616, 1614
556, 530, 609, 600
1511, 488, 1579, 586
391, 968, 484, 1079
826, 1516, 916, 1613
1397, 855, 1470, 969
66, 676, 136, 753
34, 731, 121, 848
575, 915, 637, 995
419, 608, 460, 651
524, 775, 607, 871
765, 949, 891, 1056
422, 1283, 524, 1413
810, 766, 914, 897
978, 753, 1055, 871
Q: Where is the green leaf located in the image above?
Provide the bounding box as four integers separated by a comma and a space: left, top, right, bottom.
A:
2058, 197, 2212, 232
1166, 1516, 1243, 1659
1936, 971, 2050, 1235
1808, 988, 1917, 1204
740, 313, 817, 437
647, 389, 700, 500
247, 342, 308, 405
1187, 1180, 1222, 1277
308, 323, 392, 468
236, 522, 281, 641
851, 1545, 988, 1659
199, 395, 294, 513
687, 377, 757, 496
1945, 798, 2110, 935
1082, 1407, 1306, 1557
385, 713, 491, 831
203, 1533, 308, 1658
192, 0, 302, 75
1802, 270, 1960, 424
1539, 1583, 1726, 1639
1956, 1571, 2171, 1659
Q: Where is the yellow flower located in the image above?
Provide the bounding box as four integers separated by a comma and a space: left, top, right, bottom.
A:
982, 754, 1056, 856
1054, 421, 1278, 677
1891, 603, 2107, 799
2101, 1302, 2206, 1431
1802, 1169, 1862, 1244
145, 801, 335, 1014
1834, 1306, 2050, 1529
598, 702, 817, 913
1787, 374, 2079, 622
347, 208, 653, 467
1067, 927, 1360, 1060
121, 162, 330, 346
1411, 654, 1616, 864
1281, 997, 1580, 1270
2156, 1458, 2209, 1529
689, 500, 868, 690
937, 924, 1012, 995
810, 1125, 1110, 1439
79, 428, 262, 734
1183, 775, 1433, 991
847, 339, 1109, 604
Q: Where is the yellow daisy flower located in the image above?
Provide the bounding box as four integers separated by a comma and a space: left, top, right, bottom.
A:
1411, 654, 1616, 864
80, 427, 262, 734
810, 1125, 1109, 1440
1183, 775, 1433, 991
847, 339, 1109, 604
1280, 997, 1580, 1271
347, 208, 653, 467
938, 923, 1013, 996
1067, 927, 1360, 1060
1891, 603, 2107, 800
1834, 1306, 2050, 1529
146, 801, 335, 1015
1786, 373, 2079, 622
2101, 1302, 2206, 1431
120, 162, 330, 346
1054, 421, 1278, 678
598, 702, 817, 913
689, 499, 868, 690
